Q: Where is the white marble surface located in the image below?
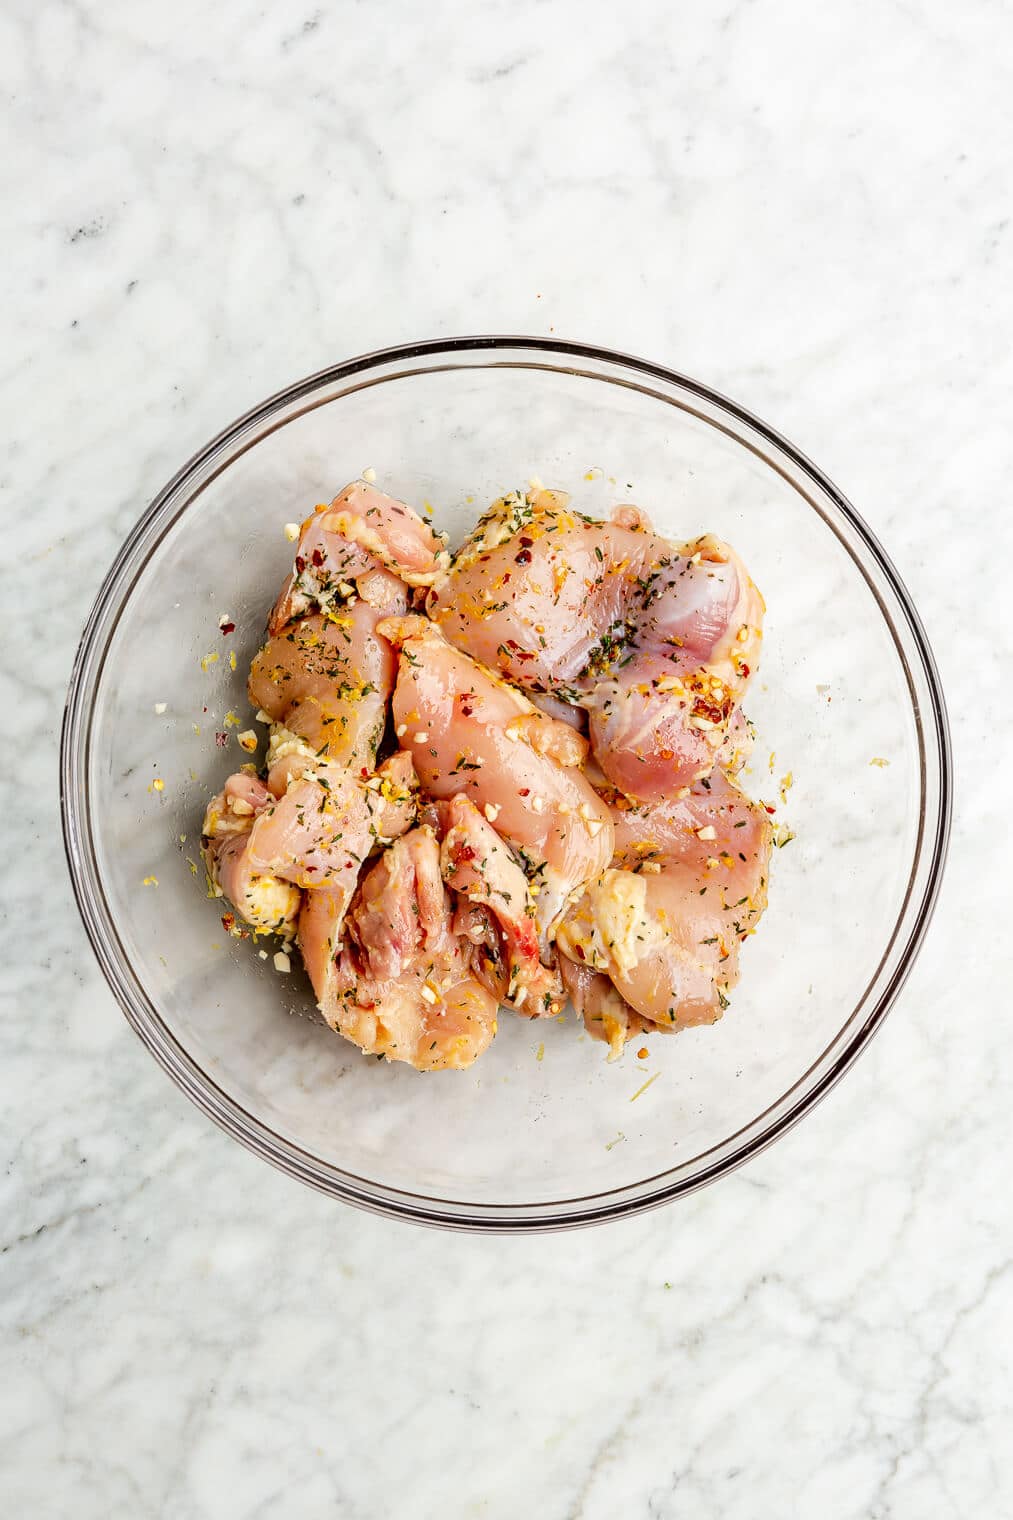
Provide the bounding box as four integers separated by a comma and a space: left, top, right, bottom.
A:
3, 0, 1011, 1513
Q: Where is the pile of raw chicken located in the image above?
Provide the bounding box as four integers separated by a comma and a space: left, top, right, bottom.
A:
202, 480, 773, 1071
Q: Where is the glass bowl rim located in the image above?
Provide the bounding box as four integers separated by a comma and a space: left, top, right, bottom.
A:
60, 335, 953, 1232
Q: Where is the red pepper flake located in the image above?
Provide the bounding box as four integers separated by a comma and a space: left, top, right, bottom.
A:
519, 536, 534, 548
515, 549, 532, 565
764, 804, 776, 815
219, 620, 235, 637
519, 788, 530, 797
739, 664, 750, 678
311, 547, 325, 567
455, 844, 477, 864
221, 912, 235, 933
575, 944, 586, 960
460, 703, 473, 717
295, 555, 307, 573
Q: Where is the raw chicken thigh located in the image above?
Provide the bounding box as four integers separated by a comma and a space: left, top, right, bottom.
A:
270, 479, 447, 633
202, 478, 777, 1075
379, 614, 613, 942
556, 768, 772, 1053
436, 795, 562, 1015
202, 773, 302, 937
290, 749, 419, 1000
322, 828, 500, 1070
249, 600, 401, 773
427, 489, 763, 801
245, 757, 416, 889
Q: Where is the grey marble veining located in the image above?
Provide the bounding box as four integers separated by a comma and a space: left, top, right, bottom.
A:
2, 0, 1011, 1514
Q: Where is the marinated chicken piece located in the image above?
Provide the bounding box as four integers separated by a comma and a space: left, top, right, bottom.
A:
557, 769, 772, 1040
199, 474, 777, 1079
246, 754, 416, 889
202, 772, 273, 835
558, 955, 653, 1061
330, 971, 497, 1072
297, 881, 353, 1007
322, 828, 499, 1070
245, 771, 376, 891
294, 754, 420, 1001
428, 488, 763, 801
264, 726, 417, 808
320, 481, 448, 586
378, 614, 613, 941
609, 764, 770, 881
270, 480, 447, 632
213, 834, 303, 937
558, 865, 729, 1031
351, 826, 451, 982
437, 795, 563, 1015
202, 773, 302, 936
250, 594, 404, 770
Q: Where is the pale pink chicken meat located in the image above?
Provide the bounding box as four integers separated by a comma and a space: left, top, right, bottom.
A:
556, 767, 773, 1045
378, 614, 614, 942
213, 484, 431, 1007
247, 755, 416, 889
558, 955, 652, 1061
270, 480, 447, 633
322, 827, 499, 1070
436, 795, 563, 1015
427, 489, 763, 801
297, 881, 354, 1011
609, 764, 771, 879
201, 773, 302, 937
204, 755, 417, 953
250, 489, 422, 777
198, 474, 777, 1075
249, 598, 403, 774
291, 754, 420, 1000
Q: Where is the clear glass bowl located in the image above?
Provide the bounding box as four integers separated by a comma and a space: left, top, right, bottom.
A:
61, 338, 951, 1231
